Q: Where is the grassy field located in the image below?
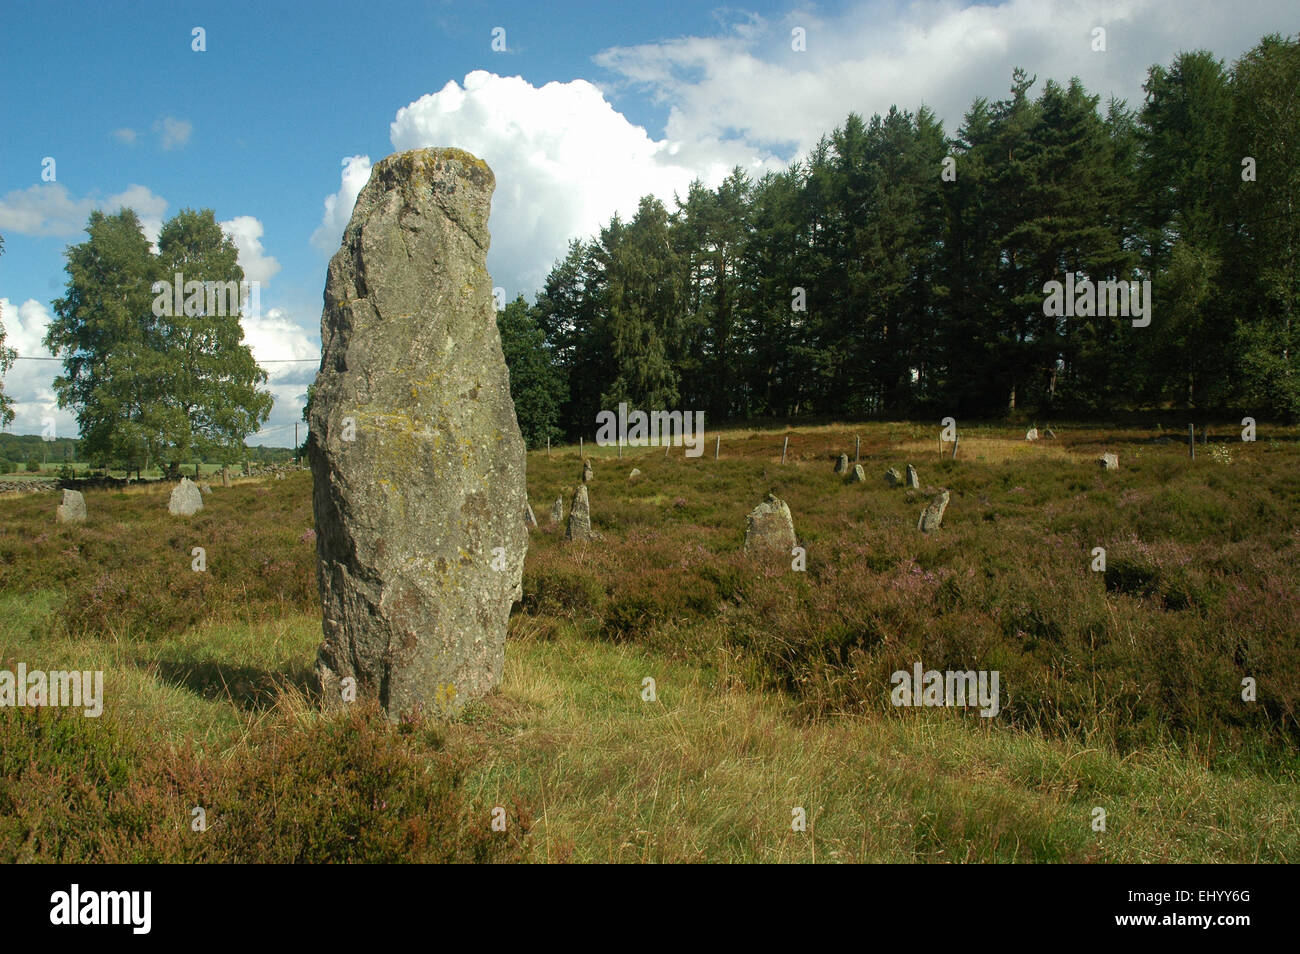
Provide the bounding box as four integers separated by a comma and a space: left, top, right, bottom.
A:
0, 461, 292, 482
1, 421, 1297, 862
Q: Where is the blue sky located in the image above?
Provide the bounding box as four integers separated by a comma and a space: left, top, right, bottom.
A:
1, 0, 1293, 445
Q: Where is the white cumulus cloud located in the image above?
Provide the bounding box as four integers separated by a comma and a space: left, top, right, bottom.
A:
594, 0, 1300, 159
220, 215, 282, 285
387, 70, 780, 297
310, 155, 373, 253
0, 298, 77, 438
0, 183, 168, 245
242, 306, 318, 384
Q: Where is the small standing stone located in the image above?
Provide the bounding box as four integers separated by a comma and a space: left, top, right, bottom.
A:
628, 468, 641, 482
744, 493, 797, 557
1098, 453, 1119, 471
566, 485, 593, 541
168, 477, 203, 516
221, 465, 231, 488
524, 502, 537, 529
918, 489, 950, 533
885, 466, 903, 487
834, 454, 849, 474
199, 482, 213, 495
581, 459, 594, 483
550, 496, 563, 524
847, 464, 866, 483
1026, 427, 1039, 442
905, 464, 920, 489
56, 489, 86, 524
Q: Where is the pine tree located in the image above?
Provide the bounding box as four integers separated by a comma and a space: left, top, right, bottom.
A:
497, 294, 565, 448
1226, 34, 1300, 419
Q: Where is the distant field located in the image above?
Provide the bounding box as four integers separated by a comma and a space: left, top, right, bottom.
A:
0, 461, 290, 482
1, 421, 1296, 862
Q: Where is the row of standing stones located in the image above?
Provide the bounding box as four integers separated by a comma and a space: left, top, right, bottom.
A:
739, 442, 1121, 557
50, 459, 301, 522
53, 475, 220, 523
542, 451, 952, 566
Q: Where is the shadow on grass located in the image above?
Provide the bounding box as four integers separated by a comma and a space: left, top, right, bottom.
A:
147, 657, 319, 712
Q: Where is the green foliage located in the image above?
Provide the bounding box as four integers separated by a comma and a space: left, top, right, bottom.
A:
43, 208, 272, 473
524, 33, 1300, 427
0, 703, 528, 863
497, 296, 565, 448
1226, 35, 1300, 420
0, 234, 15, 429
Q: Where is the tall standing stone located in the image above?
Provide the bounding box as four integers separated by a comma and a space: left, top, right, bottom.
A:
524, 502, 537, 529
221, 465, 231, 488
905, 464, 920, 489
847, 463, 866, 483
581, 459, 594, 483
834, 454, 849, 474
744, 493, 797, 557
168, 477, 204, 516
918, 490, 950, 532
566, 484, 593, 541
550, 496, 564, 524
309, 147, 528, 720
56, 489, 86, 524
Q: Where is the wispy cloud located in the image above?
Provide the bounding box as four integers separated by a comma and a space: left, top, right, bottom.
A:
154, 116, 192, 150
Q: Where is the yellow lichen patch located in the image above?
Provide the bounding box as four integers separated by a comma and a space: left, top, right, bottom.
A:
433, 682, 458, 710
434, 146, 491, 177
